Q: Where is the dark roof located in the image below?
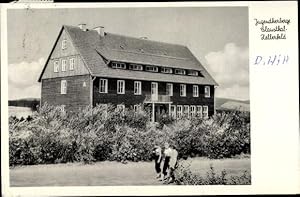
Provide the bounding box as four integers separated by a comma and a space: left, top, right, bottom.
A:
39, 25, 217, 85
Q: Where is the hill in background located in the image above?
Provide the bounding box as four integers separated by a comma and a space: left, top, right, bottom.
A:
8, 97, 250, 112
8, 98, 40, 111
215, 97, 250, 112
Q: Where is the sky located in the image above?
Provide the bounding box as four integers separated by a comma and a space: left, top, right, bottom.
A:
7, 6, 249, 100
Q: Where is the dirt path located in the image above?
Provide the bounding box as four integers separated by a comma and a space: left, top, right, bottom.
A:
10, 157, 250, 186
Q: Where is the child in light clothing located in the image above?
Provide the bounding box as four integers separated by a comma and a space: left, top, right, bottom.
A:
162, 142, 172, 181
162, 142, 178, 183
168, 148, 178, 183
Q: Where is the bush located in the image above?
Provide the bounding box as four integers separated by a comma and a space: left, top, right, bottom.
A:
174, 162, 251, 185
9, 103, 250, 166
158, 110, 250, 159
156, 112, 174, 129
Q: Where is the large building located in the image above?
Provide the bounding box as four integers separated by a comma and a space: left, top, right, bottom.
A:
38, 24, 218, 121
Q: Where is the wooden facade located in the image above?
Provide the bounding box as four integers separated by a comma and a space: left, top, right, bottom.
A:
41, 75, 91, 111
39, 25, 218, 121
92, 77, 215, 117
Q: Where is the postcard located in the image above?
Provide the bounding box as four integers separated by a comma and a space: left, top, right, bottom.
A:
1, 1, 299, 196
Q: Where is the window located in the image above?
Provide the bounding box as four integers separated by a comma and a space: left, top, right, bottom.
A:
117, 80, 125, 94
190, 105, 196, 117
112, 62, 126, 69
134, 81, 142, 95
133, 104, 142, 112
166, 83, 173, 96
177, 105, 183, 118
129, 64, 143, 71
99, 79, 108, 93
203, 106, 209, 118
188, 70, 198, 76
62, 39, 67, 50
54, 60, 59, 73
145, 66, 158, 72
183, 105, 189, 117
61, 80, 67, 94
175, 69, 186, 75
205, 86, 210, 98
69, 58, 75, 70
193, 85, 199, 97
170, 105, 176, 119
196, 106, 202, 118
117, 104, 125, 112
180, 84, 186, 97
161, 67, 173, 74
61, 59, 67, 72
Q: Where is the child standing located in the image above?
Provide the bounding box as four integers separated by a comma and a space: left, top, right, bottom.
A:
168, 147, 178, 183
162, 142, 172, 181
162, 142, 178, 184
152, 145, 162, 179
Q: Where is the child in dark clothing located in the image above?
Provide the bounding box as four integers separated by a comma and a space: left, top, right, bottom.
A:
152, 145, 162, 179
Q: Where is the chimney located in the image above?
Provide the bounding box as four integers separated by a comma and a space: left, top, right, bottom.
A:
78, 23, 87, 31
93, 26, 105, 37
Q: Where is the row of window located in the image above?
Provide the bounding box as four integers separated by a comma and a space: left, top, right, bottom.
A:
170, 105, 209, 119
98, 103, 209, 119
99, 78, 211, 97
59, 103, 209, 120
59, 39, 199, 77
53, 58, 75, 73
60, 79, 211, 98
111, 62, 200, 77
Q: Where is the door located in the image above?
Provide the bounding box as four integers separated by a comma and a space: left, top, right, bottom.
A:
151, 82, 158, 101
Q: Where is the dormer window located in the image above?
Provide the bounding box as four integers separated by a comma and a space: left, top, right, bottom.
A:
188, 70, 198, 76
175, 69, 186, 75
129, 64, 143, 71
145, 65, 158, 72
161, 67, 173, 74
112, 62, 126, 69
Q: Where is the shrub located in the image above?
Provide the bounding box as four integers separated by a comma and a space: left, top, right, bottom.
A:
9, 103, 250, 166
174, 162, 250, 185
156, 112, 174, 129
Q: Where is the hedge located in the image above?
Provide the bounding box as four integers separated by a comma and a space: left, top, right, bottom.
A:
9, 103, 250, 166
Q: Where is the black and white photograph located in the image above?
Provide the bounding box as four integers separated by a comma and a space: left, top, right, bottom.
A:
1, 1, 299, 196
6, 5, 251, 187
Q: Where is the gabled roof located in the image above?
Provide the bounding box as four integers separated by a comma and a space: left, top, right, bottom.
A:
39, 25, 218, 85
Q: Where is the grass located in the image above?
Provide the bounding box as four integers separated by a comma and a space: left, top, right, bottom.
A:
10, 157, 250, 186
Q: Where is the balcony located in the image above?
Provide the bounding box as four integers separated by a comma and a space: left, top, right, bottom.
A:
144, 94, 172, 103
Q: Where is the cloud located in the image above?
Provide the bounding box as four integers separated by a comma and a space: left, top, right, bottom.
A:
8, 58, 44, 100
205, 43, 249, 100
